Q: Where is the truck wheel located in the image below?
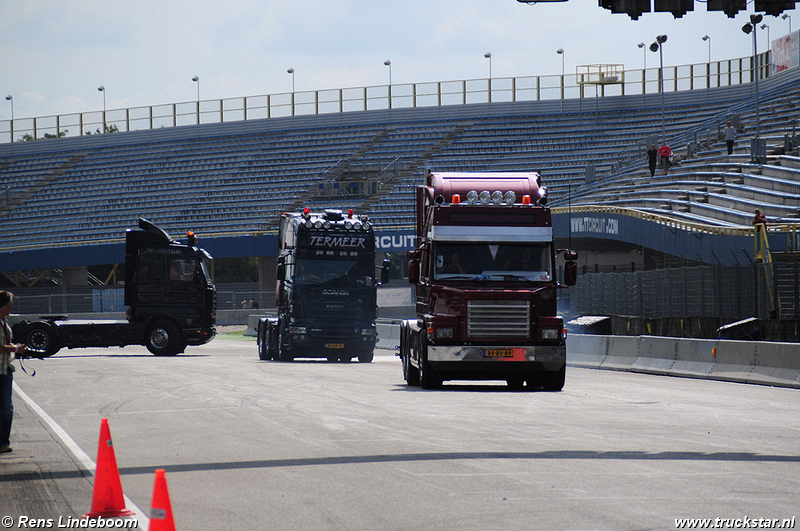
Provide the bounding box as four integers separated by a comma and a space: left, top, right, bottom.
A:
506, 376, 525, 390
23, 322, 60, 357
401, 324, 419, 386
276, 321, 293, 362
257, 319, 271, 360
146, 320, 182, 356
541, 365, 566, 392
419, 335, 440, 389
258, 328, 269, 361
357, 349, 373, 363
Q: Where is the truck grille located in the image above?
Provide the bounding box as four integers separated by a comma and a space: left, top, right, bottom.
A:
467, 300, 530, 339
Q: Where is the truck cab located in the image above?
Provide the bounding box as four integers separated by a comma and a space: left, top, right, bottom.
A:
400, 171, 577, 390
13, 219, 216, 357
258, 208, 389, 363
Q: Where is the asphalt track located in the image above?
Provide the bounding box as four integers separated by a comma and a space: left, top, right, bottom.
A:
1, 337, 798, 531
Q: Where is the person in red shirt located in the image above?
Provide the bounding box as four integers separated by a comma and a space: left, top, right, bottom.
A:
657, 142, 673, 175
752, 209, 768, 230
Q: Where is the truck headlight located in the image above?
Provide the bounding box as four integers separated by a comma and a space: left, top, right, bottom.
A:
436, 327, 454, 339
541, 329, 559, 340
290, 326, 307, 334
361, 328, 374, 336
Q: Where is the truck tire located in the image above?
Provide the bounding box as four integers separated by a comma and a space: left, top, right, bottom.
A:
400, 323, 419, 386
357, 349, 374, 363
146, 320, 182, 356
22, 322, 60, 357
276, 320, 293, 362
418, 334, 440, 389
541, 365, 566, 392
257, 324, 269, 360
506, 376, 525, 390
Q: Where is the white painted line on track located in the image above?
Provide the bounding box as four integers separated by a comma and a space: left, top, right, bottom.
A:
13, 382, 150, 528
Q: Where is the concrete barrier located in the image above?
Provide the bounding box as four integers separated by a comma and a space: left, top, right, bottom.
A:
631, 336, 716, 379
569, 333, 800, 389
245, 314, 269, 337
710, 340, 800, 388
670, 338, 716, 379
630, 336, 676, 376
599, 336, 640, 371
565, 334, 607, 368
377, 320, 402, 351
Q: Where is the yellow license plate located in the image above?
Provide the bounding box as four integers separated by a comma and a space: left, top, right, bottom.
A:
325, 343, 345, 349
484, 349, 513, 357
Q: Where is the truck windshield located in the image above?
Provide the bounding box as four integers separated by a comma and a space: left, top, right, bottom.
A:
295, 258, 374, 287
433, 242, 552, 281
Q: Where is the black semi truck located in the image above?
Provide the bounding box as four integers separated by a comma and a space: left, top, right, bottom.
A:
13, 218, 217, 357
257, 208, 389, 363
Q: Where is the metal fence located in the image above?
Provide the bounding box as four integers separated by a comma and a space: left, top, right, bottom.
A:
572, 265, 756, 320
0, 53, 770, 144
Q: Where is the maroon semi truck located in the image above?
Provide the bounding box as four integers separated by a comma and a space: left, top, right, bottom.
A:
398, 171, 577, 390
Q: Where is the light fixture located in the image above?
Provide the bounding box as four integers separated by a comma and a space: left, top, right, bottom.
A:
650, 35, 667, 141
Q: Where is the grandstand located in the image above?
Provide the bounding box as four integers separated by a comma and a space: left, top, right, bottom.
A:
2, 52, 800, 325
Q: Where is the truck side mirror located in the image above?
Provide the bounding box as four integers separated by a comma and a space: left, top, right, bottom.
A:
381, 258, 391, 285
408, 260, 419, 284
276, 263, 285, 281
564, 261, 577, 286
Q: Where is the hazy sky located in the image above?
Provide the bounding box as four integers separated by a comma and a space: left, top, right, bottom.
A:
1, 0, 796, 121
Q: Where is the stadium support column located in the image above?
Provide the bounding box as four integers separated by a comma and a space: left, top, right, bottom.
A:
258, 257, 276, 306
62, 267, 89, 312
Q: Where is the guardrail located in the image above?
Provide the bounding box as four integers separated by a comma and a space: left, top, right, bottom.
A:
0, 53, 770, 144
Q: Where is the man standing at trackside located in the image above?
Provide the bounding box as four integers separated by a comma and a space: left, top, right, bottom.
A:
0, 291, 25, 454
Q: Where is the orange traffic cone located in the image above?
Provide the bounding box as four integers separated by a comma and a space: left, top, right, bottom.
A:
84, 418, 134, 518
149, 469, 176, 531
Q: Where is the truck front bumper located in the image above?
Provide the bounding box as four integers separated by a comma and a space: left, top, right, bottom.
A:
427, 344, 565, 363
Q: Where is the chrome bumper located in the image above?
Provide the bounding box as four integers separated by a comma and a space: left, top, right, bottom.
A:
427, 344, 565, 362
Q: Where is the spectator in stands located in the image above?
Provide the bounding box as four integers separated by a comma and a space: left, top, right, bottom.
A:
1, 291, 25, 454
724, 121, 736, 155
657, 142, 673, 175
249, 297, 259, 309
645, 144, 658, 178
752, 209, 768, 230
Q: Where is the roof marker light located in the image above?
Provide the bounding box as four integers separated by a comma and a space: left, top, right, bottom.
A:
522, 195, 531, 205
452, 194, 461, 204
348, 209, 354, 218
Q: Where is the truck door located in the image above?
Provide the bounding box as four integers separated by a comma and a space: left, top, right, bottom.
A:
166, 257, 204, 315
